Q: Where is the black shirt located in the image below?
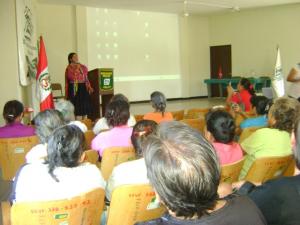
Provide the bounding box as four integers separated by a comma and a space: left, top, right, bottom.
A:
135, 196, 266, 225
248, 175, 300, 225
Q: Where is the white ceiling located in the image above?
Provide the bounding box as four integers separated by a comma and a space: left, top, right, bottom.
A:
38, 0, 300, 15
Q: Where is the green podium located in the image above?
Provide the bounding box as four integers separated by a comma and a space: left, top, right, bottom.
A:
88, 68, 114, 120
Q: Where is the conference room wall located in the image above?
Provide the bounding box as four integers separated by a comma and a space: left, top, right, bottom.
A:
0, 0, 24, 125
209, 3, 300, 82
35, 3, 211, 100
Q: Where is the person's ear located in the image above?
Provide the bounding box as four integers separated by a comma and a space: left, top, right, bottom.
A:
79, 152, 86, 163
204, 127, 215, 143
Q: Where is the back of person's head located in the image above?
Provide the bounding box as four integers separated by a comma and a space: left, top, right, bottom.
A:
55, 99, 75, 122
144, 121, 220, 219
268, 97, 300, 133
294, 119, 300, 169
150, 91, 167, 116
3, 100, 24, 124
239, 78, 255, 96
111, 93, 129, 103
67, 52, 76, 64
34, 109, 65, 144
205, 110, 235, 144
250, 96, 272, 115
131, 120, 158, 157
105, 100, 130, 127
47, 125, 85, 182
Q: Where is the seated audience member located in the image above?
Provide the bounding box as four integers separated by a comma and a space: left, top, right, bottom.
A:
143, 91, 173, 124
205, 109, 243, 165
239, 96, 272, 129
25, 109, 65, 163
91, 100, 133, 157
93, 93, 136, 135
55, 99, 87, 132
232, 117, 300, 225
136, 121, 266, 225
13, 125, 105, 202
226, 78, 256, 112
239, 97, 300, 179
0, 100, 35, 138
106, 120, 157, 200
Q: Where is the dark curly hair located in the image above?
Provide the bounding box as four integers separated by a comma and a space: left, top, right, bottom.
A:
67, 52, 76, 64
3, 100, 24, 124
46, 125, 85, 182
131, 120, 158, 157
250, 96, 273, 115
150, 91, 167, 116
239, 78, 256, 96
205, 110, 235, 144
269, 97, 300, 133
105, 100, 129, 127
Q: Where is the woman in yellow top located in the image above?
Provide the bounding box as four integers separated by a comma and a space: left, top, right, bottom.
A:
239, 97, 300, 179
143, 91, 173, 124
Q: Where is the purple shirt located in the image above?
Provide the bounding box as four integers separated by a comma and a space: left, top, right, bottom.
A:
0, 122, 35, 138
91, 125, 133, 157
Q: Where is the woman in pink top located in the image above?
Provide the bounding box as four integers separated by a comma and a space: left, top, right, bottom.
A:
205, 109, 243, 165
226, 78, 256, 112
91, 99, 133, 157
143, 91, 173, 124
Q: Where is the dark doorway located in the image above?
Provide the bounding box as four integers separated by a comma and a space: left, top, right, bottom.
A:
210, 45, 232, 97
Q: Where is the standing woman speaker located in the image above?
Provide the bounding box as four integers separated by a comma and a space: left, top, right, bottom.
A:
65, 53, 93, 120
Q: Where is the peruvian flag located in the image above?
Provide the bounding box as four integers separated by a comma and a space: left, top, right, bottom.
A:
36, 36, 54, 111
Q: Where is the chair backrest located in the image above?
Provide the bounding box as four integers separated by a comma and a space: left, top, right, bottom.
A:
84, 149, 99, 165
238, 126, 262, 144
180, 118, 205, 134
10, 188, 105, 225
0, 136, 39, 180
80, 118, 93, 130
101, 146, 136, 180
51, 83, 64, 100
170, 110, 185, 121
185, 108, 209, 119
84, 130, 95, 150
221, 158, 245, 183
134, 114, 144, 123
245, 155, 293, 183
283, 158, 296, 177
107, 185, 166, 225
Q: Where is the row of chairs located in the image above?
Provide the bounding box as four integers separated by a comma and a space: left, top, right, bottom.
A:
2, 184, 165, 225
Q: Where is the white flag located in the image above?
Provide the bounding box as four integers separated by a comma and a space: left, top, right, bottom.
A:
272, 47, 285, 98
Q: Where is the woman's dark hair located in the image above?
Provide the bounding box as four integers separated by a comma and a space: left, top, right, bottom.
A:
150, 91, 167, 116
68, 52, 76, 64
3, 100, 24, 124
105, 100, 130, 127
47, 125, 85, 182
34, 109, 65, 144
131, 120, 158, 157
268, 97, 300, 133
205, 110, 235, 144
250, 96, 273, 115
111, 93, 129, 103
239, 78, 255, 96
144, 121, 220, 218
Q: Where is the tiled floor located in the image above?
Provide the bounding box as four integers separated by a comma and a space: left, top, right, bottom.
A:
130, 97, 226, 115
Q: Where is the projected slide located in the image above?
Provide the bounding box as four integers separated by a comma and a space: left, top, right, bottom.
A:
86, 7, 181, 101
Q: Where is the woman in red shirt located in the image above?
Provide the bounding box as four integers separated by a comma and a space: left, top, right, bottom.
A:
65, 53, 93, 120
226, 78, 256, 112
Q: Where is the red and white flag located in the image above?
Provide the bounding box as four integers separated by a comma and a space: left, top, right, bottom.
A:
36, 36, 54, 111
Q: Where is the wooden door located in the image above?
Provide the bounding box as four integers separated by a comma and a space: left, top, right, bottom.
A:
210, 45, 232, 97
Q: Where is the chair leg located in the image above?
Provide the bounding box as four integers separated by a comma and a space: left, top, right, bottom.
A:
1, 201, 11, 225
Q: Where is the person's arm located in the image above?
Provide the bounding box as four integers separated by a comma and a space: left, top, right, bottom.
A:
81, 64, 94, 94
65, 68, 69, 99
226, 84, 235, 105
287, 67, 300, 82
240, 129, 263, 155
